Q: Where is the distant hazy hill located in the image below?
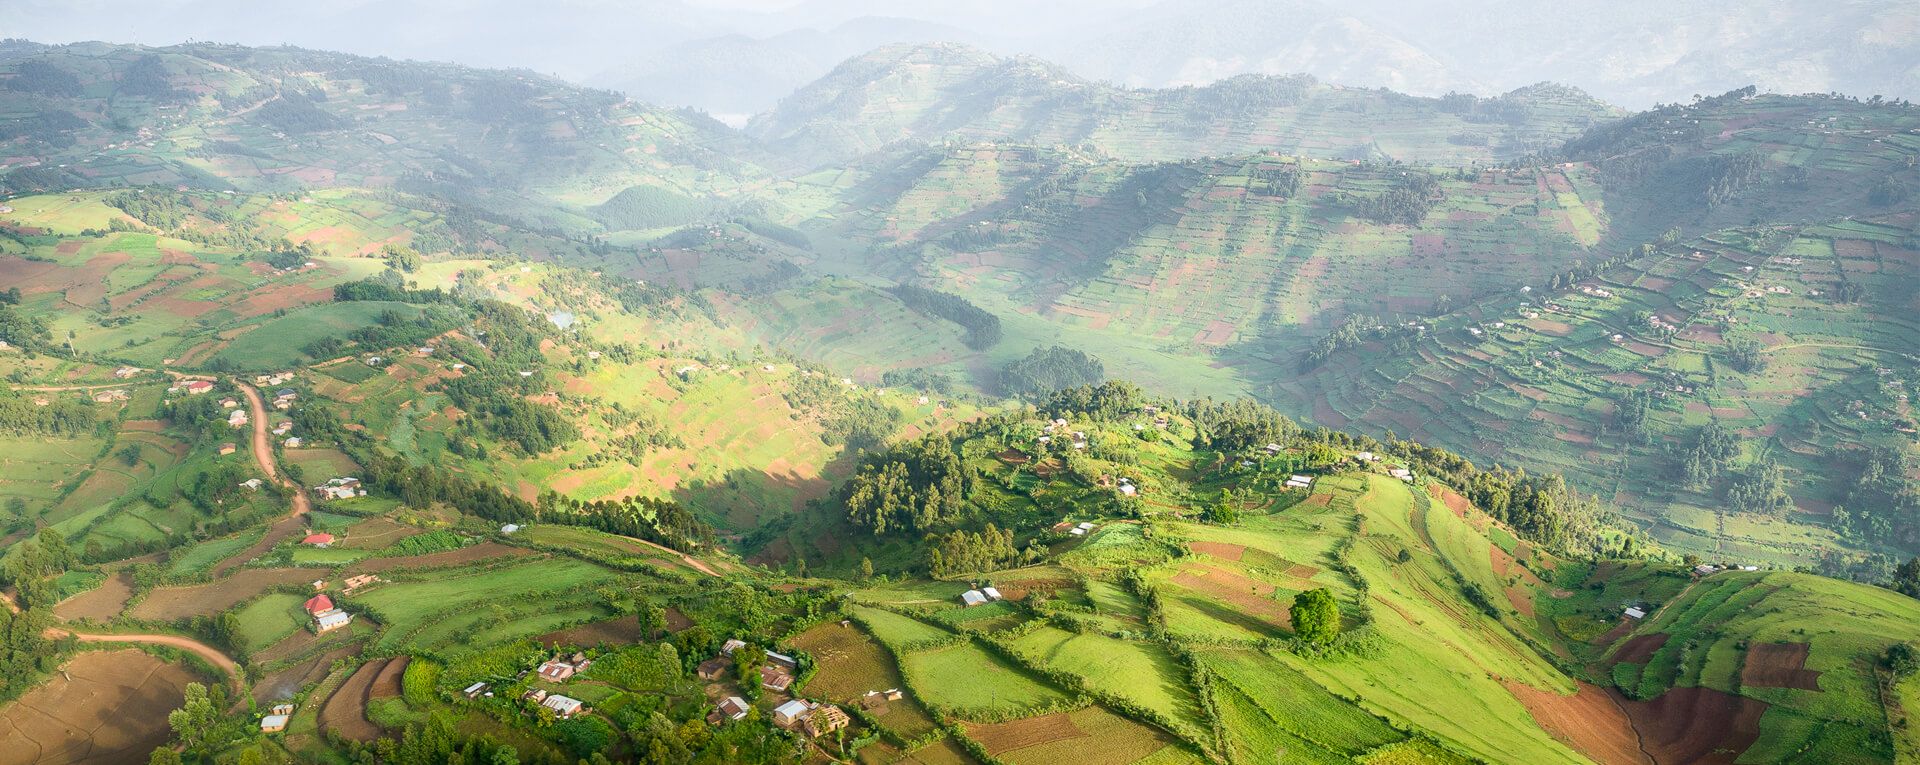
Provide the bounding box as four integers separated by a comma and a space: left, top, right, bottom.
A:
747, 42, 1620, 168
0, 41, 765, 231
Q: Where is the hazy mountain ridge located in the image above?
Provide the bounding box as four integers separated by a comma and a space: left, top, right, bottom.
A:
747, 42, 1620, 168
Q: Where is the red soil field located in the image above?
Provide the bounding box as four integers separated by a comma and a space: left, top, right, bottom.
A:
320, 659, 392, 742
1167, 564, 1293, 629
536, 614, 647, 647
1620, 686, 1767, 765
53, 572, 133, 622
1504, 680, 1650, 765
1740, 642, 1821, 690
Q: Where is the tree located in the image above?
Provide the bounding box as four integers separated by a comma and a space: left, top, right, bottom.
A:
1290, 588, 1341, 646
859, 557, 874, 582
1895, 557, 1920, 599
167, 683, 219, 754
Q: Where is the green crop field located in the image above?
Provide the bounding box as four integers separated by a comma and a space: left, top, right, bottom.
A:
901, 640, 1072, 717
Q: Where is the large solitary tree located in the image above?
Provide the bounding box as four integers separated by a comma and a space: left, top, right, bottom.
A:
1290, 588, 1341, 646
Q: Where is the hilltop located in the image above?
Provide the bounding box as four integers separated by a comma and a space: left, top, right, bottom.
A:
746, 42, 1620, 168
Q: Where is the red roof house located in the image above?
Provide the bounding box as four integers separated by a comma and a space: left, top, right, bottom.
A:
302, 533, 335, 547
303, 594, 334, 615
182, 380, 215, 394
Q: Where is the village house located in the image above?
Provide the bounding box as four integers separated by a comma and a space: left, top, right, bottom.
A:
540, 694, 586, 719
220, 397, 239, 409
260, 713, 290, 733
771, 699, 815, 729
93, 389, 129, 403
760, 663, 793, 692
765, 650, 797, 670
238, 478, 264, 490
720, 639, 748, 655
537, 653, 593, 682
302, 533, 335, 547
304, 594, 335, 616
1623, 607, 1647, 620
697, 657, 730, 680
1388, 468, 1414, 482
710, 696, 750, 724
272, 421, 292, 436
313, 605, 352, 633
500, 523, 520, 534
218, 443, 237, 456
463, 682, 490, 698
313, 477, 365, 500
283, 436, 303, 448
182, 380, 215, 395
227, 409, 250, 428
960, 589, 989, 607
1286, 475, 1313, 490
114, 366, 138, 379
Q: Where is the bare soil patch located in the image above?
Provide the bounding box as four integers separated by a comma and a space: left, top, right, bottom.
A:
536, 614, 646, 647
0, 650, 195, 765
1504, 680, 1650, 765
1740, 642, 1820, 690
319, 659, 390, 742
130, 568, 317, 618
1619, 686, 1767, 765
964, 711, 1088, 755
1614, 633, 1670, 665
54, 572, 133, 622
253, 639, 363, 704
368, 656, 407, 699
1187, 541, 1244, 560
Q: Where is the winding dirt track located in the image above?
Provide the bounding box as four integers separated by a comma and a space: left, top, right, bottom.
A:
208, 381, 310, 577
0, 592, 245, 697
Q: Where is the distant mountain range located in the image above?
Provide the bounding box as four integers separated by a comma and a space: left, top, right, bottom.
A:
7, 0, 1918, 116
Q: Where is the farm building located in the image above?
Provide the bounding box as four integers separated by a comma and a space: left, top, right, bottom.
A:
960, 590, 989, 607
301, 533, 335, 547
260, 714, 289, 733
313, 608, 352, 633
761, 664, 794, 692
772, 699, 815, 728
981, 586, 1003, 601
541, 695, 586, 719
463, 682, 489, 698
1388, 468, 1414, 482
765, 650, 797, 669
1286, 475, 1313, 489
500, 523, 520, 534
1623, 607, 1647, 620
313, 477, 365, 500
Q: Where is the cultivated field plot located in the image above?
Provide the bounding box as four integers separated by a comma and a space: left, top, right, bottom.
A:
130, 567, 321, 619
963, 706, 1201, 765
901, 640, 1070, 717
349, 556, 623, 652
1003, 626, 1206, 734
790, 620, 942, 740
0, 650, 195, 765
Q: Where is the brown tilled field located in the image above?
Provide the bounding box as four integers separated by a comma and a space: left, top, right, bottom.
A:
536, 614, 645, 647
1504, 680, 1650, 765
319, 659, 391, 742
964, 712, 1086, 755
1740, 642, 1821, 690
1622, 686, 1767, 765
1613, 633, 1670, 665
788, 621, 939, 740
253, 640, 364, 704
368, 656, 408, 699
1166, 563, 1293, 629
54, 572, 133, 622
335, 516, 421, 550
0, 650, 195, 765
130, 568, 318, 619
1187, 541, 1245, 560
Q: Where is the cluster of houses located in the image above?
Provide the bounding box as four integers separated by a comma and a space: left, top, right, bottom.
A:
302, 594, 353, 633
270, 387, 297, 411
696, 639, 850, 739
515, 652, 595, 719
771, 699, 848, 738
959, 585, 1004, 607
313, 477, 365, 500
536, 653, 594, 682
1388, 467, 1415, 482
91, 388, 130, 403
698, 639, 801, 692
1037, 418, 1089, 450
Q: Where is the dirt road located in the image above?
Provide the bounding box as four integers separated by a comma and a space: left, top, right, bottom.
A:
5, 591, 246, 696
235, 381, 309, 514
